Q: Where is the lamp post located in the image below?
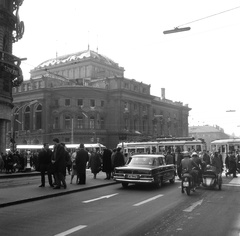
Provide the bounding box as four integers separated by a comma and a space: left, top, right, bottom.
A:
11, 100, 38, 152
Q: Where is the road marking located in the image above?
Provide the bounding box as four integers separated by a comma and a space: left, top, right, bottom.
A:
183, 199, 203, 212
82, 193, 119, 203
54, 225, 87, 236
133, 194, 164, 206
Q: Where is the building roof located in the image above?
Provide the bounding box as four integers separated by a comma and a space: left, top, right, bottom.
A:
189, 125, 222, 133
35, 49, 120, 69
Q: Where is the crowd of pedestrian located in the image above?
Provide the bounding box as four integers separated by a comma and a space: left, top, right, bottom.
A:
0, 150, 38, 174
35, 139, 126, 190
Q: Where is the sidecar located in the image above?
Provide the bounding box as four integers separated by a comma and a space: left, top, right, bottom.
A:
202, 165, 222, 190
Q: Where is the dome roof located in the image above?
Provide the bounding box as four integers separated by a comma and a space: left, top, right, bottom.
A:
36, 49, 119, 69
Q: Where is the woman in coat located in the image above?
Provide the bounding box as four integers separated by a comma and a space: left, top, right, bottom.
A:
102, 148, 112, 180
88, 149, 102, 179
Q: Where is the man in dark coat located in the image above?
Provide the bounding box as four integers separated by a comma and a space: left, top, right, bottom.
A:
52, 138, 67, 189
75, 143, 89, 184
102, 148, 112, 180
176, 149, 183, 179
112, 147, 125, 169
38, 143, 53, 187
226, 152, 237, 178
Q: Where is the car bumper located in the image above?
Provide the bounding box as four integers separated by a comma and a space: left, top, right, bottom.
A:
114, 177, 155, 184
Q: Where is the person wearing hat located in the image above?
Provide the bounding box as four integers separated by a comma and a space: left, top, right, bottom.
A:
75, 143, 89, 184
180, 151, 198, 188
112, 147, 125, 170
52, 138, 67, 189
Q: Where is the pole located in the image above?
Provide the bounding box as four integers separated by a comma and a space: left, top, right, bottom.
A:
71, 118, 74, 143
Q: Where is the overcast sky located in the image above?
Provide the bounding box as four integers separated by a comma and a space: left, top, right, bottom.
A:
13, 0, 240, 136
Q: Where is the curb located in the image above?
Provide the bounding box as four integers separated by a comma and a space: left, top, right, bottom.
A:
0, 172, 40, 179
0, 181, 118, 208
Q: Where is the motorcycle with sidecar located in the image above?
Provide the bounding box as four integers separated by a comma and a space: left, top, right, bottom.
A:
202, 165, 222, 190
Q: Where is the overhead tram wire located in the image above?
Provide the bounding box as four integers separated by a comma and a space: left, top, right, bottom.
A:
164, 5, 240, 34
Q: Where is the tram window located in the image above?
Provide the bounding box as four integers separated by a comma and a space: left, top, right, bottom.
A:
158, 146, 164, 153
137, 148, 144, 153
221, 145, 225, 153
146, 147, 150, 154
152, 146, 156, 153
129, 148, 136, 154
196, 145, 201, 151
229, 145, 235, 152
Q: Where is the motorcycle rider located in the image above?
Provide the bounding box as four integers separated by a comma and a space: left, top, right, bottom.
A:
211, 151, 223, 174
191, 152, 202, 186
180, 151, 199, 189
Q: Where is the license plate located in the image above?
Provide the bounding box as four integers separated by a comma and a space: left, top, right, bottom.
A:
128, 174, 138, 179
183, 182, 189, 187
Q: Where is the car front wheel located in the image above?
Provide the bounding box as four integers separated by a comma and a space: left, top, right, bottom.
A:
155, 177, 162, 188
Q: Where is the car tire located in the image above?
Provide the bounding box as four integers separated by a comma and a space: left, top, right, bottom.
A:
122, 182, 129, 188
155, 177, 162, 188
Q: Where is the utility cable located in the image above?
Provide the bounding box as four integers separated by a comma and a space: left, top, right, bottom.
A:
177, 5, 240, 28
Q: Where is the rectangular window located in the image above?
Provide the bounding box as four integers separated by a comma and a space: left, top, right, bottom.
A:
134, 103, 137, 111
124, 83, 129, 89
54, 99, 59, 106
78, 99, 83, 106
65, 99, 70, 106
90, 99, 95, 108
90, 118, 95, 129
53, 117, 59, 129
65, 137, 70, 143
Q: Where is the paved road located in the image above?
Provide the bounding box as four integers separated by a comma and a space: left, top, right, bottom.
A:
1, 171, 240, 236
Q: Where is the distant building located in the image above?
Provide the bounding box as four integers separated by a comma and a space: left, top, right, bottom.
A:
7, 49, 191, 149
189, 125, 230, 150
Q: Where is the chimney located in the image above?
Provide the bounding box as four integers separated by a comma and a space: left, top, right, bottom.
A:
161, 88, 165, 99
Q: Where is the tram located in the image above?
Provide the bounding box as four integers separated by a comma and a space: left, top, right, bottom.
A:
210, 138, 240, 162
117, 137, 206, 155
7, 143, 106, 153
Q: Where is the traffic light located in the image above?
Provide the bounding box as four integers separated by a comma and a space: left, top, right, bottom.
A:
163, 27, 191, 34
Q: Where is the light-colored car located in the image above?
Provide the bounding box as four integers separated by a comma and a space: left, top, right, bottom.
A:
113, 154, 175, 188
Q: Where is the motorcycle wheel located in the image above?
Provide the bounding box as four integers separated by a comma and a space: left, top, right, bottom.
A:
186, 187, 191, 196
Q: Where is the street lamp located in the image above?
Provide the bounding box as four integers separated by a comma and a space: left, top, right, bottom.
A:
11, 100, 38, 152
163, 27, 191, 34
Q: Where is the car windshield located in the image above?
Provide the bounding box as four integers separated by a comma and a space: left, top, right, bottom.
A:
128, 156, 156, 166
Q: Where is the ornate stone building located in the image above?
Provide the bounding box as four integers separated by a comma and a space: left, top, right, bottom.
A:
8, 49, 191, 149
0, 0, 24, 153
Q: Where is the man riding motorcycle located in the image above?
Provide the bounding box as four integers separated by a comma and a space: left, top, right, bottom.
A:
180, 151, 199, 189
191, 152, 203, 186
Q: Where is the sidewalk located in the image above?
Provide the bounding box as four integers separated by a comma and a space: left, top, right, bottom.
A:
0, 170, 118, 208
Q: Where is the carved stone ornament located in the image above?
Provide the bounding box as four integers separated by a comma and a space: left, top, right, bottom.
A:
12, 0, 25, 43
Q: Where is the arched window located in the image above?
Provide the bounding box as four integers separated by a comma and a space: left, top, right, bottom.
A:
65, 115, 71, 129
90, 116, 95, 129
77, 116, 84, 129
142, 120, 146, 133
35, 104, 42, 130
134, 119, 138, 131
53, 116, 59, 129
24, 106, 30, 130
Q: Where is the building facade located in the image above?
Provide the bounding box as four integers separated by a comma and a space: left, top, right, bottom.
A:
0, 0, 24, 153
189, 125, 230, 150
7, 49, 191, 149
